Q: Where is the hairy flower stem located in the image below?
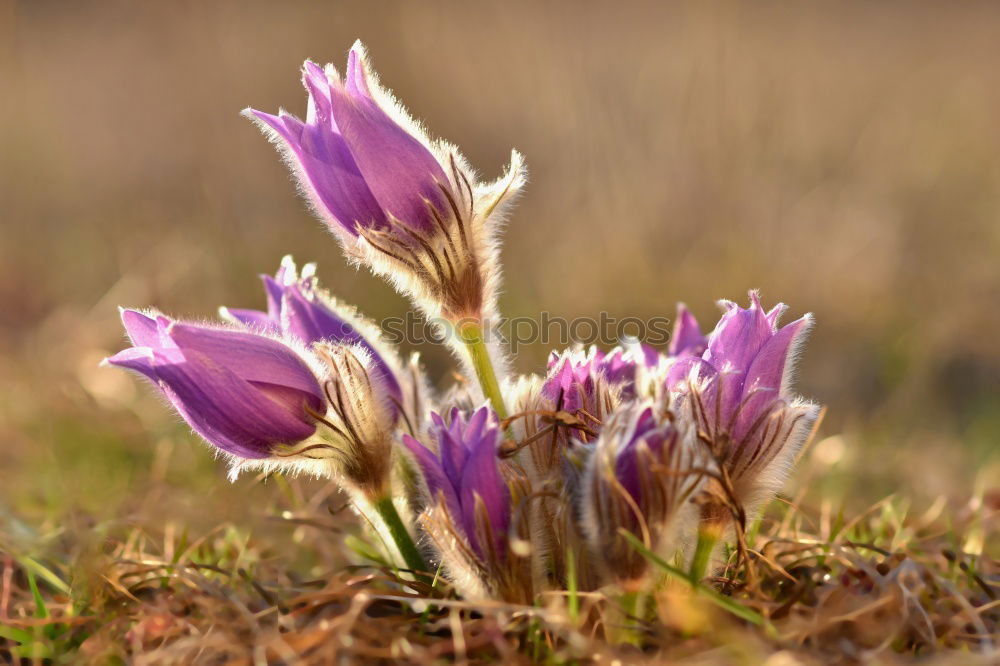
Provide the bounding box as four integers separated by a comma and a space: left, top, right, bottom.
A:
373, 495, 428, 576
689, 524, 721, 584
459, 322, 508, 420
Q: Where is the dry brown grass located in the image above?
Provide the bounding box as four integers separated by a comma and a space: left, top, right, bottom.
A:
1, 470, 995, 664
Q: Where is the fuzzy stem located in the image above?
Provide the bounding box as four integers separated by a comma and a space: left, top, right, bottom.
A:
458, 322, 508, 420
689, 525, 720, 584
373, 495, 427, 576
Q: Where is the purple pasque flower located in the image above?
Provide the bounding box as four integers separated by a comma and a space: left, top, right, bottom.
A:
247, 41, 525, 322
581, 404, 705, 581
402, 405, 510, 561
221, 256, 402, 409
665, 291, 819, 494
105, 309, 325, 460
543, 349, 602, 416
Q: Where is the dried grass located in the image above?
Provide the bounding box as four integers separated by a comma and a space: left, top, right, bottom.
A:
1, 478, 995, 664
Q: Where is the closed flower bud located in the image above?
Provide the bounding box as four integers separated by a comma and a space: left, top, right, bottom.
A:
403, 406, 529, 600
105, 309, 325, 461
542, 347, 621, 440
580, 404, 708, 583
246, 41, 524, 324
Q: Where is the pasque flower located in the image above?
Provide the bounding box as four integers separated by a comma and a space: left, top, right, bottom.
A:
105, 310, 325, 460
402, 405, 528, 600
543, 348, 621, 430
246, 41, 524, 324
221, 255, 402, 410
581, 404, 707, 582
403, 406, 510, 562
666, 292, 819, 512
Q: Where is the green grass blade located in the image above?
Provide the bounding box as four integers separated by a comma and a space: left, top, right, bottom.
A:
0, 624, 35, 644
19, 556, 70, 596
618, 529, 769, 628
26, 569, 49, 620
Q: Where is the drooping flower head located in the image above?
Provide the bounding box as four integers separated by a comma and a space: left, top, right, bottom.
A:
105, 310, 325, 460
246, 42, 525, 324
581, 404, 708, 582
666, 292, 819, 513
220, 255, 403, 411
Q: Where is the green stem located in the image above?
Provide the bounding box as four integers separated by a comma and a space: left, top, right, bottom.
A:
458, 322, 508, 420
690, 526, 719, 584
617, 587, 645, 646
373, 495, 427, 576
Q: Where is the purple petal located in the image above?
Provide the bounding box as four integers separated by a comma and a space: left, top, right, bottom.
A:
105, 347, 158, 382
669, 303, 707, 357
765, 303, 788, 330
402, 434, 460, 518
165, 323, 324, 411
458, 431, 509, 559
345, 47, 374, 99
704, 292, 774, 375
665, 356, 713, 392
438, 424, 469, 491
120, 309, 160, 348
700, 366, 746, 435
224, 308, 279, 333
733, 316, 811, 442
302, 61, 333, 126
248, 110, 301, 146
640, 344, 660, 366
262, 274, 286, 319
152, 348, 317, 459
280, 288, 403, 406
463, 405, 491, 445
247, 106, 387, 236
326, 64, 448, 232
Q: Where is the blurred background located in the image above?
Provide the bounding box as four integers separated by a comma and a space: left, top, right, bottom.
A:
1, 1, 998, 539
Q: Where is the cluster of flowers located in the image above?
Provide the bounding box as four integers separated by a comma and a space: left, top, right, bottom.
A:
106, 42, 819, 602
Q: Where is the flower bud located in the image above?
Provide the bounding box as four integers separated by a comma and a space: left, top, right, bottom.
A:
246, 42, 524, 324
666, 292, 820, 515
580, 404, 708, 583
542, 347, 621, 441
402, 406, 529, 600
